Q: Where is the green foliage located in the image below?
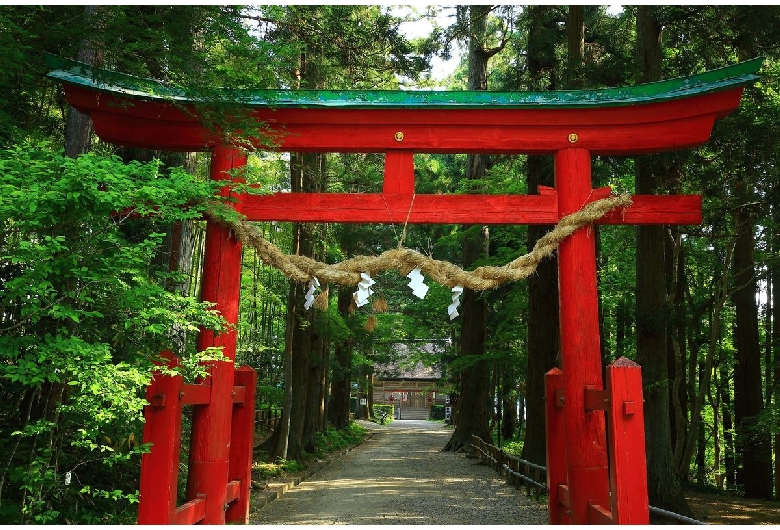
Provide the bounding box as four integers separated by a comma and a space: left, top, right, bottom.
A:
371, 404, 394, 425
315, 422, 369, 453
252, 458, 306, 480
429, 404, 446, 420
0, 144, 233, 523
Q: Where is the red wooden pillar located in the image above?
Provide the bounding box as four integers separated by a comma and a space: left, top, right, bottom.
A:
544, 368, 569, 524
225, 366, 257, 524
138, 352, 183, 524
605, 357, 649, 524
554, 148, 610, 523
186, 145, 247, 524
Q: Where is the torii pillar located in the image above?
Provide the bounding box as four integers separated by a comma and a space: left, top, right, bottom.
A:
186, 146, 247, 524
554, 148, 613, 523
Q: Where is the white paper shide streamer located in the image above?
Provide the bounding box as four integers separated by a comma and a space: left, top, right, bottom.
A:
406, 267, 429, 299
448, 285, 464, 320
354, 272, 375, 307
304, 277, 320, 310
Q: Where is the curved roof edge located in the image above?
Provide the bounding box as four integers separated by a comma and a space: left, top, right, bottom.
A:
45, 53, 762, 110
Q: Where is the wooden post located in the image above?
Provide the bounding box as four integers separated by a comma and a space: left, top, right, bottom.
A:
554, 148, 610, 523
545, 368, 569, 524
606, 357, 649, 524
186, 145, 247, 524
383, 150, 415, 194
225, 366, 257, 524
138, 352, 183, 525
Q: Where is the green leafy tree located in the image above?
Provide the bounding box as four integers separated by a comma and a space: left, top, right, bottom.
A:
0, 144, 232, 523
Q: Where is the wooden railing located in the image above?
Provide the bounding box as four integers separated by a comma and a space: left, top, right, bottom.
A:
470, 436, 547, 500
255, 408, 281, 432
469, 435, 706, 525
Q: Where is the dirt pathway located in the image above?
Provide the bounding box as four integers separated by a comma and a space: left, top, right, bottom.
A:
249, 420, 548, 525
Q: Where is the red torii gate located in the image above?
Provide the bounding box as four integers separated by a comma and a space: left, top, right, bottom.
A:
48, 55, 761, 525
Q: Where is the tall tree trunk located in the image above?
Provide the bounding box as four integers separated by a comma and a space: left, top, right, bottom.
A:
520, 5, 560, 467
328, 285, 354, 428
635, 6, 692, 516
731, 193, 773, 499
667, 233, 688, 465
272, 151, 320, 461
566, 5, 585, 89
721, 362, 737, 489
772, 204, 780, 499
65, 6, 101, 157
303, 328, 327, 451
443, 5, 499, 452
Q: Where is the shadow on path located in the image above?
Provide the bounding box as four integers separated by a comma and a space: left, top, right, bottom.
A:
249, 420, 548, 525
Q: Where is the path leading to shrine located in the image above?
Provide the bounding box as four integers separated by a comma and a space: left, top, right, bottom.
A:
248, 420, 548, 525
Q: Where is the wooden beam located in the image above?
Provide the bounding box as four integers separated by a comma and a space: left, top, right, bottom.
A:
63, 83, 744, 155
238, 192, 701, 225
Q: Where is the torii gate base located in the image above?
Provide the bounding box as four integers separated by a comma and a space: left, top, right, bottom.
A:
45, 54, 760, 526
137, 352, 257, 525
546, 359, 649, 524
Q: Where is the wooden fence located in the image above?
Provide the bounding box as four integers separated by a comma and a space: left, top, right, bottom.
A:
469, 435, 706, 525
256, 408, 281, 432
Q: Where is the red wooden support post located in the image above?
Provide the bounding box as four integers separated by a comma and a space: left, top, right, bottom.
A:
545, 368, 569, 524
555, 148, 610, 523
225, 366, 257, 524
186, 145, 247, 524
138, 352, 183, 525
605, 357, 649, 524
383, 150, 415, 194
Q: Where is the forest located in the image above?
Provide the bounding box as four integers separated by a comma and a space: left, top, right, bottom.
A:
1, 4, 780, 524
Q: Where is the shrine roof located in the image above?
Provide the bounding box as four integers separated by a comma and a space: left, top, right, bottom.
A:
46, 54, 762, 110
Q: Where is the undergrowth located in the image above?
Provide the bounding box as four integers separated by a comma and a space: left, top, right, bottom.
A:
252, 422, 369, 480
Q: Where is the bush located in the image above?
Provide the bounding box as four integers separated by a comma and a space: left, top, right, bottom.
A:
372, 404, 394, 424
315, 422, 368, 454
429, 404, 446, 420
0, 144, 230, 523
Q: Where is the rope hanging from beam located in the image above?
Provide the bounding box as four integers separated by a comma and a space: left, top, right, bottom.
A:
218, 193, 632, 292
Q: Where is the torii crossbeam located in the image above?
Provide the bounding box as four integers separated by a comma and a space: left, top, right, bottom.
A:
47, 55, 761, 525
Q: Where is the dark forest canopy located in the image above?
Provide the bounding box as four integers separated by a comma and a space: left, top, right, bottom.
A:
2, 5, 780, 524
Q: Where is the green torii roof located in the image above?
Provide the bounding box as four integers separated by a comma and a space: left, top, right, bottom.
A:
45, 54, 763, 110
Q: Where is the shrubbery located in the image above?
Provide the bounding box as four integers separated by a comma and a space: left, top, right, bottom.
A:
0, 144, 231, 523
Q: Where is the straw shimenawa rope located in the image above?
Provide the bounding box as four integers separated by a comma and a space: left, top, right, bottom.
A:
219, 194, 632, 292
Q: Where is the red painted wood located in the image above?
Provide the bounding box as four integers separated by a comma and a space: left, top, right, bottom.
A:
239, 192, 558, 225
238, 191, 701, 225
606, 358, 649, 524
174, 498, 207, 525
225, 366, 257, 524
180, 383, 212, 406
186, 146, 247, 525
599, 194, 702, 225
91, 112, 210, 151
138, 352, 182, 525
383, 151, 415, 194
545, 368, 569, 525
64, 83, 744, 155
250, 114, 719, 155
554, 148, 610, 524
231, 384, 246, 404
225, 480, 241, 504
588, 503, 614, 525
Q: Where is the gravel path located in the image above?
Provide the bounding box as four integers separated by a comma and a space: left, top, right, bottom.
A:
249, 420, 548, 525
